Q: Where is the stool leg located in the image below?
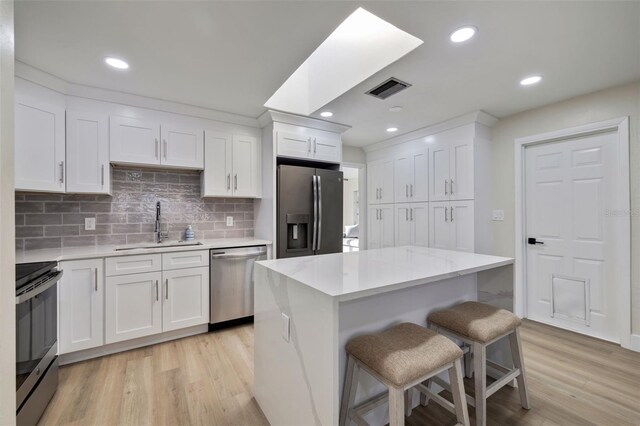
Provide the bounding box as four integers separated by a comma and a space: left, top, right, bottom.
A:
419, 378, 432, 406
509, 328, 531, 410
472, 342, 487, 426
389, 386, 405, 426
404, 388, 413, 417
449, 358, 470, 426
340, 355, 358, 426
465, 345, 473, 379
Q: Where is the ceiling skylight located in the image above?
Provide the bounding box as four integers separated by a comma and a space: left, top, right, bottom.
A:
264, 7, 423, 116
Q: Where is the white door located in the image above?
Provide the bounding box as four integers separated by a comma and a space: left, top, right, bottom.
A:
429, 201, 451, 249
312, 134, 342, 163
110, 116, 160, 166
162, 267, 210, 331
450, 140, 474, 200
202, 131, 232, 197
66, 111, 110, 194
394, 204, 412, 246
379, 205, 395, 248
379, 159, 395, 204
450, 201, 474, 252
367, 206, 381, 249
59, 259, 104, 354
232, 134, 259, 197
15, 96, 66, 192
105, 271, 162, 343
525, 132, 618, 342
429, 141, 450, 201
161, 124, 204, 169
411, 203, 429, 247
394, 154, 412, 203
411, 150, 429, 202
277, 131, 311, 159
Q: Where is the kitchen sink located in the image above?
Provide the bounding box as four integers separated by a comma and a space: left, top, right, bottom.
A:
114, 241, 204, 251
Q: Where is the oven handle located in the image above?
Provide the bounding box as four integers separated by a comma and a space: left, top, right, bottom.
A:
15, 270, 63, 304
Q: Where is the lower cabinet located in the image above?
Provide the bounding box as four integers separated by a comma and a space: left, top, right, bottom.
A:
428, 200, 474, 252
59, 259, 104, 354
162, 267, 209, 332
394, 203, 429, 247
368, 205, 395, 249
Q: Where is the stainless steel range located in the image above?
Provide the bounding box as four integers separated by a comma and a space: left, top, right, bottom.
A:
16, 261, 62, 425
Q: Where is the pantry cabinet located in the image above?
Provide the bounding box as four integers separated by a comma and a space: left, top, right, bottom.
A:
428, 200, 474, 252
66, 110, 110, 194
202, 131, 260, 197
367, 158, 394, 204
394, 203, 429, 247
394, 149, 428, 203
368, 205, 395, 249
429, 138, 473, 201
59, 259, 104, 354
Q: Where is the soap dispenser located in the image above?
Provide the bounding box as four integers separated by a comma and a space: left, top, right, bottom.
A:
185, 225, 195, 241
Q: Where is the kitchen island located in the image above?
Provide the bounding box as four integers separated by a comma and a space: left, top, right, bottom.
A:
254, 246, 514, 426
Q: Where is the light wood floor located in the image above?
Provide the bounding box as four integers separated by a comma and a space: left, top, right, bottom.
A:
39, 320, 640, 426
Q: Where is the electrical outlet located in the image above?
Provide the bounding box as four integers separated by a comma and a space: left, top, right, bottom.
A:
85, 217, 96, 231
281, 313, 290, 342
492, 210, 505, 221
226, 216, 234, 227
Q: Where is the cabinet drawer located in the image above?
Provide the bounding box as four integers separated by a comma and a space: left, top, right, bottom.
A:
162, 250, 209, 270
106, 254, 162, 276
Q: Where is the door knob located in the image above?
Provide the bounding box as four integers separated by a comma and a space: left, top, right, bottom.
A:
527, 237, 544, 245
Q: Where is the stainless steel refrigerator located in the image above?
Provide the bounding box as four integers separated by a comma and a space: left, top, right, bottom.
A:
277, 165, 343, 258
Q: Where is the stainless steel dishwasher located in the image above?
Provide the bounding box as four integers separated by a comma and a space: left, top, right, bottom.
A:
209, 245, 267, 327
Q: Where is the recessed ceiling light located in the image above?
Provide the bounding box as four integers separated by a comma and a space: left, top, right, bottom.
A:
320, 111, 333, 118
450, 26, 477, 43
520, 75, 543, 86
389, 106, 403, 112
104, 57, 129, 70
386, 127, 398, 133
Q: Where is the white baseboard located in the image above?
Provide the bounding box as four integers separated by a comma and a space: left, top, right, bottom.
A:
629, 334, 640, 352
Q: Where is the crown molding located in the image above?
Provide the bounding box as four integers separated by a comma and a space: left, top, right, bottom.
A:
363, 110, 498, 153
15, 61, 261, 128
258, 109, 351, 134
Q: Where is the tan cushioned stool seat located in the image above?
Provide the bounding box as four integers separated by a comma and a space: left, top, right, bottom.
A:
345, 323, 463, 387
428, 301, 522, 343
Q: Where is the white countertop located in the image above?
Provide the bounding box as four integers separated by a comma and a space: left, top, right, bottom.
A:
16, 238, 272, 263
256, 246, 513, 301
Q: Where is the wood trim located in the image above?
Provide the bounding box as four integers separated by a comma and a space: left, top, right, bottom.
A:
257, 109, 351, 133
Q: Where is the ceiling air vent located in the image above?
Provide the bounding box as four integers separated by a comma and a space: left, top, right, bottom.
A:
365, 77, 411, 100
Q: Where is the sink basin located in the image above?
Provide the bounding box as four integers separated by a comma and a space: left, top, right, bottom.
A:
115, 241, 204, 251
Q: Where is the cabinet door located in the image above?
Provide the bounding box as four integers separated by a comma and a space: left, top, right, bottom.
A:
312, 134, 342, 163
450, 201, 475, 252
162, 267, 209, 332
15, 95, 65, 192
379, 159, 395, 204
411, 150, 429, 202
429, 202, 451, 249
161, 124, 204, 169
110, 116, 160, 166
59, 259, 104, 354
367, 206, 381, 249
367, 161, 381, 204
202, 131, 232, 197
232, 134, 260, 197
429, 141, 450, 202
66, 111, 110, 194
394, 154, 413, 203
450, 140, 474, 200
277, 131, 311, 159
411, 203, 429, 247
105, 271, 162, 343
394, 204, 412, 247
379, 205, 395, 248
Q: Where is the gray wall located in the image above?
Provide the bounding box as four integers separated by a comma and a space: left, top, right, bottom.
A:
16, 167, 255, 250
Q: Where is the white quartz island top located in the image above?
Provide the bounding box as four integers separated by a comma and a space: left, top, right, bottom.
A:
16, 238, 272, 263
256, 246, 513, 301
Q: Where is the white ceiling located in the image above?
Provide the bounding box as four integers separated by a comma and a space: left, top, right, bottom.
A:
16, 1, 640, 147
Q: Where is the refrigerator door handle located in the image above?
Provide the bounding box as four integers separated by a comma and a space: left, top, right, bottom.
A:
312, 175, 318, 251
317, 175, 322, 251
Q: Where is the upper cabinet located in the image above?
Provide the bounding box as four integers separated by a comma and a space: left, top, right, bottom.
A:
394, 149, 428, 203
66, 110, 110, 194
15, 92, 66, 193
429, 138, 473, 201
110, 117, 204, 169
276, 127, 342, 164
201, 131, 260, 198
367, 158, 394, 204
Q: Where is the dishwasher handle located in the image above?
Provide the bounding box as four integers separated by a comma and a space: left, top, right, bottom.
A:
211, 247, 267, 260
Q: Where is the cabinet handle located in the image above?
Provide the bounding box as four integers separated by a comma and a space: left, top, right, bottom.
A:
445, 206, 448, 222
227, 173, 231, 190
410, 208, 414, 221
234, 174, 238, 190
165, 278, 169, 300
101, 165, 105, 187
59, 161, 64, 184
406, 184, 409, 198
450, 179, 454, 194
380, 188, 383, 200
163, 139, 168, 159
314, 138, 317, 154
405, 208, 408, 221
444, 179, 448, 195
380, 209, 383, 220
410, 184, 413, 197
450, 206, 454, 222
155, 138, 159, 158
155, 280, 159, 301
94, 268, 98, 291
308, 138, 311, 153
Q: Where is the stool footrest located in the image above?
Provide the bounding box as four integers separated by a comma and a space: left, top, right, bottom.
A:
415, 382, 457, 416
486, 368, 521, 398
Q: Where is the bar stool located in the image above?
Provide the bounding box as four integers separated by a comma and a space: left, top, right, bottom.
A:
339, 322, 470, 426
426, 302, 531, 426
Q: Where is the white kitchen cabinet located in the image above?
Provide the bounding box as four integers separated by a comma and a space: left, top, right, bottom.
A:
276, 131, 313, 159
105, 253, 162, 276
276, 128, 342, 163
66, 110, 110, 194
15, 94, 66, 192
368, 205, 394, 249
110, 116, 160, 166
202, 131, 260, 197
429, 200, 474, 252
429, 138, 473, 201
367, 159, 394, 204
160, 123, 204, 169
394, 203, 429, 247
105, 271, 163, 344
394, 149, 428, 203
59, 259, 104, 354
162, 267, 209, 331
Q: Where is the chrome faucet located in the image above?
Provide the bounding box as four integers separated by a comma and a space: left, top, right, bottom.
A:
155, 201, 169, 243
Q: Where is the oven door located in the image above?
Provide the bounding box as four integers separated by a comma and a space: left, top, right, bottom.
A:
16, 270, 61, 409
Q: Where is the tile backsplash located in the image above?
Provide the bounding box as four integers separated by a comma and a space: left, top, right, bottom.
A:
16, 167, 255, 251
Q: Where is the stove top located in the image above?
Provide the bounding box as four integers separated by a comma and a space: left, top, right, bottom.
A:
16, 261, 58, 290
